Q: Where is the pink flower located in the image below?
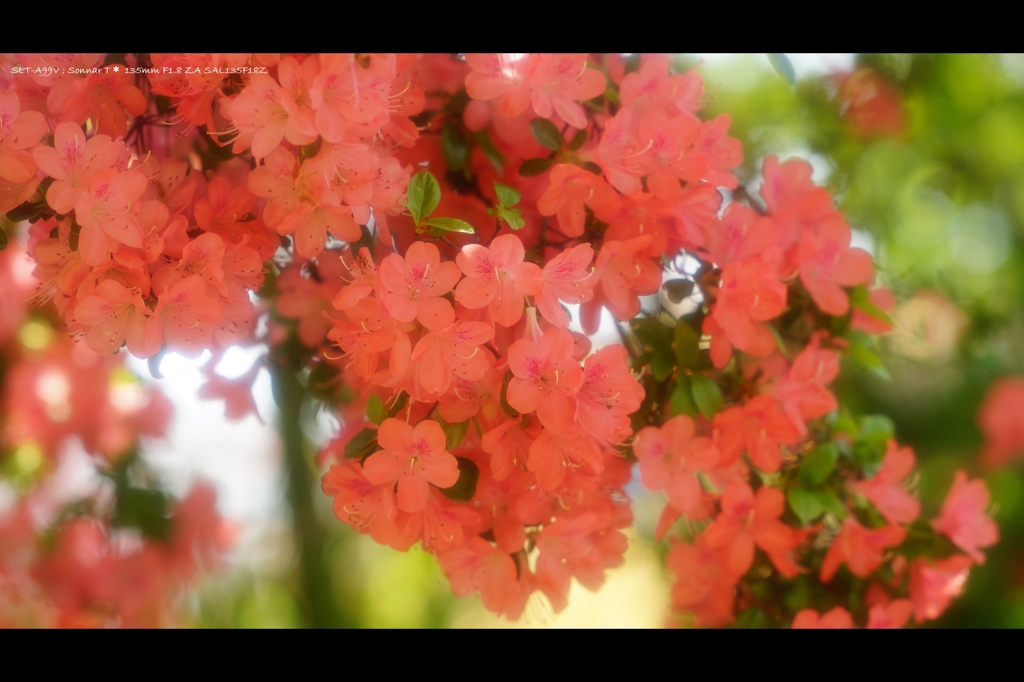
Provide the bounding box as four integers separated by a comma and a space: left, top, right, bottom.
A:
867, 599, 913, 629
333, 247, 379, 311
464, 53, 535, 120
328, 296, 408, 381
634, 111, 701, 200
702, 482, 807, 581
247, 146, 359, 259
527, 426, 602, 491
409, 321, 494, 396
667, 536, 736, 627
931, 471, 999, 564
619, 55, 704, 119
73, 168, 149, 265
379, 241, 462, 331
506, 327, 583, 433
197, 360, 264, 423
697, 203, 779, 267
416, 490, 481, 553
322, 461, 399, 545
361, 418, 460, 513
535, 511, 628, 604
226, 73, 317, 160
529, 54, 607, 129
575, 344, 645, 446
534, 243, 597, 328
705, 253, 787, 367
455, 234, 543, 327
310, 54, 394, 142
194, 177, 256, 235
712, 395, 800, 473
73, 280, 159, 357
633, 415, 719, 516
33, 121, 124, 215
586, 236, 662, 323
820, 516, 905, 583
437, 537, 521, 616
759, 155, 839, 250
537, 163, 620, 238
796, 218, 874, 316
848, 440, 920, 525
792, 607, 853, 629
769, 334, 840, 436
481, 417, 534, 482
978, 377, 1024, 466
908, 555, 972, 623
596, 109, 646, 194
0, 90, 47, 183
150, 275, 224, 359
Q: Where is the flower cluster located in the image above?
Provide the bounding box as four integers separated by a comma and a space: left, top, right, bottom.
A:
631, 153, 997, 628
4, 53, 1000, 626
0, 242, 232, 627
0, 481, 230, 627
320, 233, 642, 616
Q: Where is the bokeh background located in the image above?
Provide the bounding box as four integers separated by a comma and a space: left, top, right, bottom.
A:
19, 53, 1022, 628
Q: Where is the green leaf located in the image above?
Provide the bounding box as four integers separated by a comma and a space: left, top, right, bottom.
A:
799, 443, 838, 486
440, 457, 480, 502
475, 131, 505, 172
519, 158, 554, 176
298, 136, 323, 160
766, 323, 791, 360
494, 206, 525, 230
442, 121, 471, 173
0, 225, 7, 251
670, 378, 699, 418
344, 428, 377, 460
632, 316, 673, 351
568, 129, 588, 151
578, 161, 603, 176
674, 322, 700, 370
366, 394, 386, 426
494, 182, 521, 208
847, 343, 892, 382
830, 407, 860, 440
6, 199, 49, 224
405, 171, 441, 224
787, 487, 825, 524
663, 278, 695, 304
446, 89, 470, 116
859, 415, 895, 444
850, 286, 894, 326
733, 607, 772, 629
307, 361, 342, 402
650, 348, 675, 381
817, 491, 848, 519
499, 370, 519, 417
113, 484, 171, 542
439, 418, 469, 450
767, 53, 796, 85
423, 217, 475, 235
689, 374, 724, 420
530, 118, 564, 151
696, 470, 719, 494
